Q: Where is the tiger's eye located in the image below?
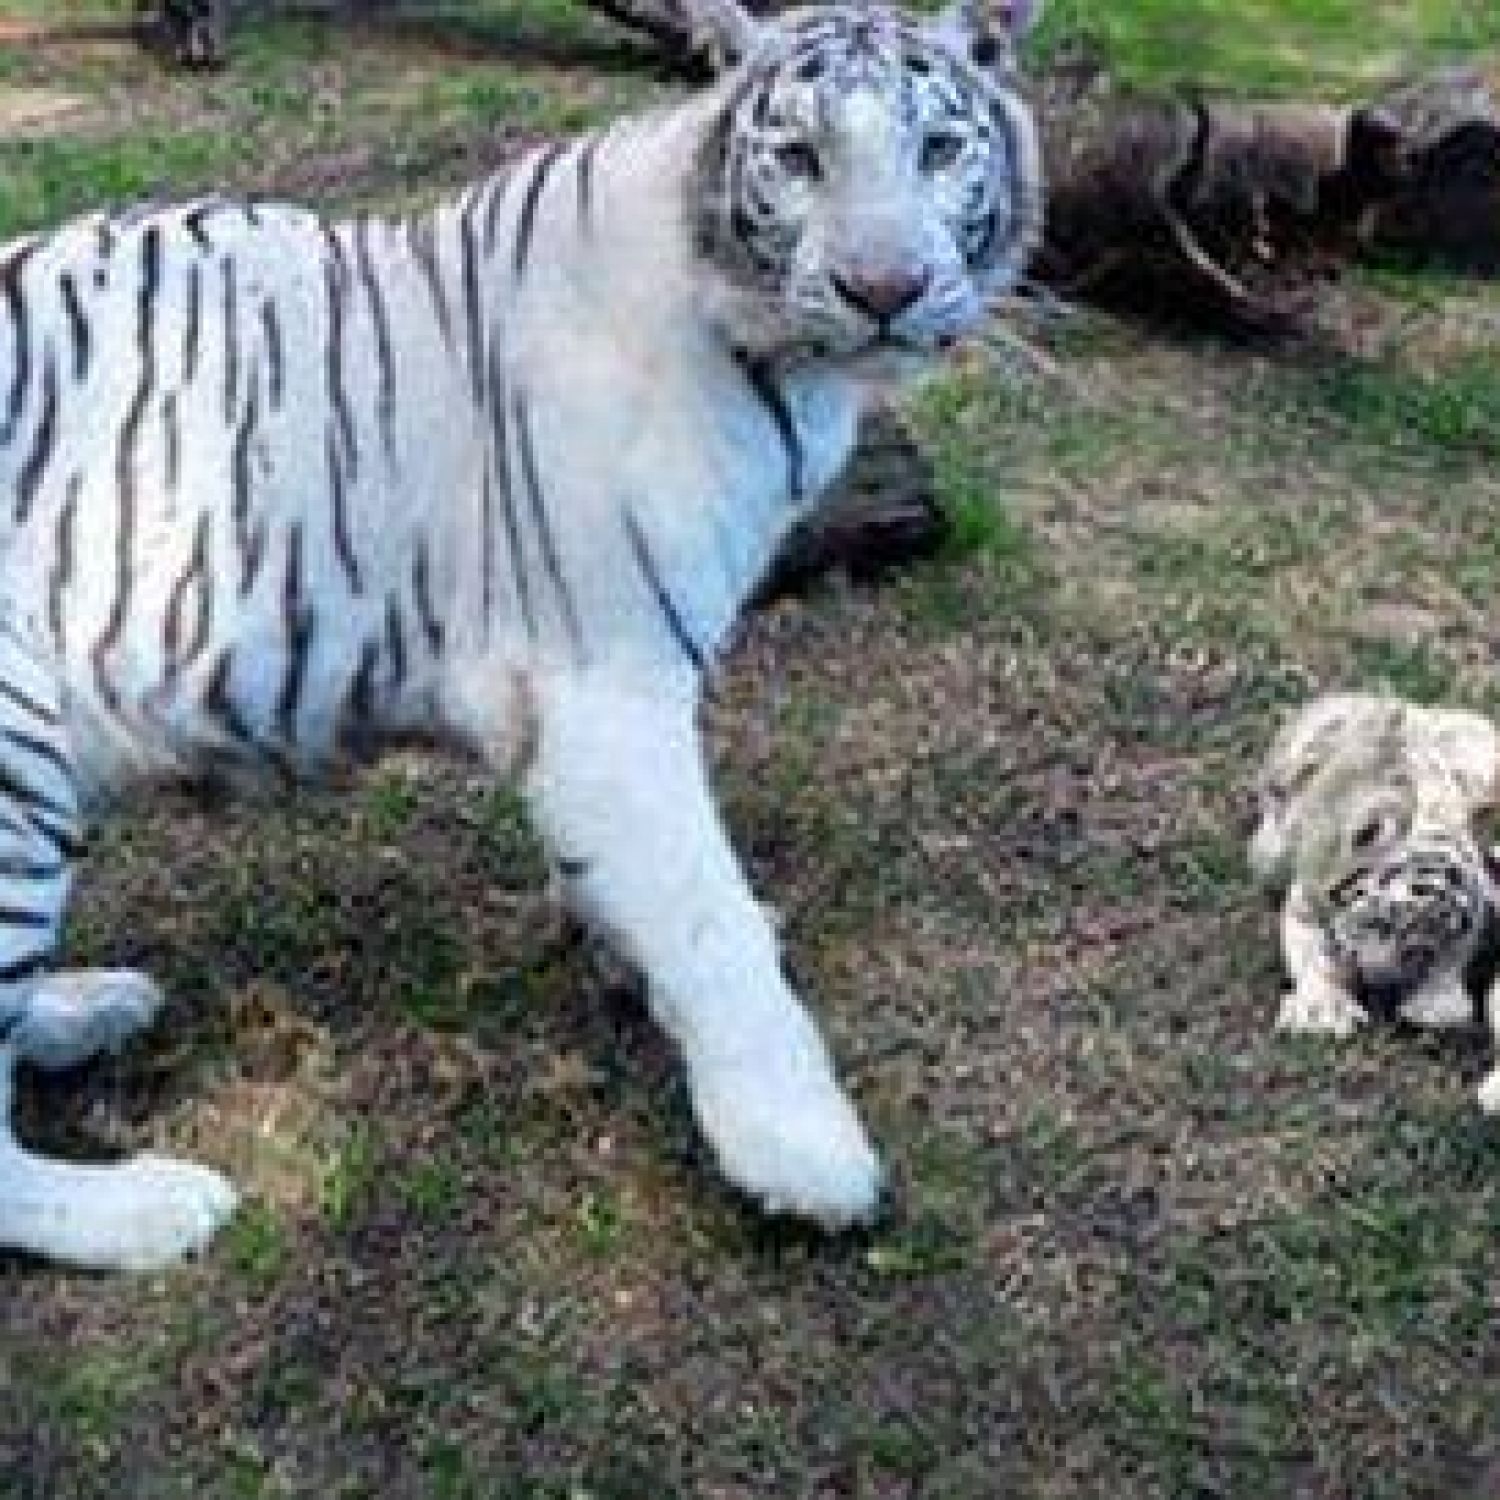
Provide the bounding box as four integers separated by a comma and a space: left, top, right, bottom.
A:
774, 141, 823, 181
920, 132, 966, 173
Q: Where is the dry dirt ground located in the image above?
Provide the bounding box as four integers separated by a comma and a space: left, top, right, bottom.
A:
2, 5, 1500, 1498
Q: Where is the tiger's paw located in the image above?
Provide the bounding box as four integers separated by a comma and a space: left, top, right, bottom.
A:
61, 1155, 238, 1273
690, 1058, 885, 1230
5, 970, 162, 1072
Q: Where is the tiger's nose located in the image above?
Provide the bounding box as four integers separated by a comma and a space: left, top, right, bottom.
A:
831, 264, 932, 322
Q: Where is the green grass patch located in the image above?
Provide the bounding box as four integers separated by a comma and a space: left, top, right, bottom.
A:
0, 132, 238, 240
1311, 353, 1500, 462
224, 1201, 291, 1288
395, 1159, 466, 1222
1031, 0, 1500, 94
320, 1122, 382, 1231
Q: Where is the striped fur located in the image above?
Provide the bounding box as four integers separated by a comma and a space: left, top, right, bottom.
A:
0, 0, 1042, 1269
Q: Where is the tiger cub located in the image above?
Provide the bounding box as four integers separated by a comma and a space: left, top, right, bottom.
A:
1251, 692, 1500, 1107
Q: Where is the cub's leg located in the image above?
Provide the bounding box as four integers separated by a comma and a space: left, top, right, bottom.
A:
523, 672, 884, 1229
1275, 886, 1367, 1037
1399, 972, 1473, 1029
1476, 973, 1500, 1114
0, 633, 235, 1270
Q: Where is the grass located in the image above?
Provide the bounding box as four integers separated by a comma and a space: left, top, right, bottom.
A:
1032, 0, 1500, 92
2, 3, 1500, 1499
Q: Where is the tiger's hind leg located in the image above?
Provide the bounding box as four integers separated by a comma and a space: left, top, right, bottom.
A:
0, 631, 236, 1270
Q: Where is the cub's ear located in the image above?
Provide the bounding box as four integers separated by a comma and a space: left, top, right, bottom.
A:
1423, 707, 1500, 812
932, 0, 1043, 70
678, 0, 763, 68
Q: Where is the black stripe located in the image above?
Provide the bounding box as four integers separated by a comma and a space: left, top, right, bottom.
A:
162, 510, 212, 686
459, 192, 485, 408
233, 366, 265, 596
276, 523, 313, 744
512, 144, 564, 278
163, 390, 181, 496
92, 226, 161, 716
323, 226, 358, 476
326, 429, 362, 595
184, 204, 214, 251
221, 255, 239, 423
0, 953, 50, 986
512, 388, 584, 658
384, 596, 407, 692
204, 650, 252, 743
183, 262, 203, 384
353, 219, 397, 462
576, 135, 600, 234
340, 642, 381, 753
479, 468, 496, 642
0, 905, 55, 931
622, 508, 706, 674
2, 728, 73, 785
0, 758, 74, 834
261, 297, 284, 411
980, 93, 1030, 273
47, 477, 78, 654
59, 272, 90, 383
0, 677, 58, 729
406, 213, 454, 350
481, 172, 511, 257
0, 243, 38, 447
0, 856, 65, 883
733, 349, 803, 500
488, 347, 534, 641
24, 812, 85, 862
413, 540, 445, 654
14, 342, 58, 524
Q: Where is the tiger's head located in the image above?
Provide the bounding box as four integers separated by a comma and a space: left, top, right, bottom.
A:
1251, 693, 1500, 993
686, 0, 1043, 362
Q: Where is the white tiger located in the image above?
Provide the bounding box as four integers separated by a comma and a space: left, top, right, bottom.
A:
0, 0, 1042, 1270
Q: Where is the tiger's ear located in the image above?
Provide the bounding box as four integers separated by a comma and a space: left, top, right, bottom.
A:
679, 0, 763, 69
932, 0, 1043, 70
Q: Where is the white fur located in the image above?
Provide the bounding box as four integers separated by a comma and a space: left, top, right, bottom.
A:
1257, 693, 1500, 1112
0, 1, 1040, 1267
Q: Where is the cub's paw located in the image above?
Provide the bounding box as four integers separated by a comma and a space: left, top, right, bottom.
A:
1275, 982, 1366, 1038
1477, 1070, 1500, 1117
690, 1061, 885, 1231
1399, 977, 1472, 1030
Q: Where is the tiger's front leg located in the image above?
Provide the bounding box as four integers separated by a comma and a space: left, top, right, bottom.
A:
0, 629, 236, 1271
523, 671, 885, 1229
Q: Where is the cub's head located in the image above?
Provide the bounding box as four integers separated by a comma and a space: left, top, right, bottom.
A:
688, 0, 1044, 360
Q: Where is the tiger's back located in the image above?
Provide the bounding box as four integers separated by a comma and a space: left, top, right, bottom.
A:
0, 196, 496, 790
